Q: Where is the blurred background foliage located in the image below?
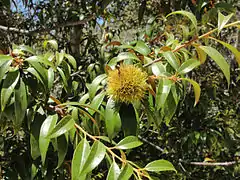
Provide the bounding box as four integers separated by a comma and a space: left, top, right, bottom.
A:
0, 0, 240, 179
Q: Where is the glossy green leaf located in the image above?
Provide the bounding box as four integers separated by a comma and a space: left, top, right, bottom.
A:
0, 60, 12, 84
48, 115, 75, 138
56, 51, 65, 66
218, 12, 233, 34
88, 74, 107, 100
152, 62, 166, 76
80, 140, 106, 175
14, 79, 28, 129
115, 136, 143, 150
1, 70, 20, 111
209, 37, 240, 65
107, 161, 121, 180
163, 51, 180, 70
134, 41, 151, 56
0, 55, 13, 63
25, 56, 54, 68
156, 79, 173, 110
105, 97, 121, 140
57, 134, 68, 168
181, 78, 201, 106
167, 10, 197, 32
89, 92, 106, 115
108, 52, 139, 66
65, 54, 77, 70
27, 61, 48, 84
18, 44, 35, 54
199, 46, 230, 87
47, 67, 54, 90
144, 159, 176, 172
39, 114, 58, 165
31, 163, 37, 180
118, 163, 133, 180
43, 40, 58, 50
177, 59, 200, 74
30, 134, 40, 160
72, 138, 90, 180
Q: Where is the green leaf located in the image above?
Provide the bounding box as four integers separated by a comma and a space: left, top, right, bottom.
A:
65, 54, 77, 70
48, 67, 54, 90
26, 67, 45, 86
56, 51, 65, 67
156, 79, 173, 110
39, 114, 58, 165
181, 78, 201, 106
89, 92, 106, 115
14, 79, 28, 130
80, 140, 106, 175
88, 74, 107, 100
115, 136, 143, 150
163, 51, 180, 70
144, 159, 176, 172
31, 164, 37, 180
151, 62, 166, 76
48, 115, 75, 138
1, 70, 20, 111
167, 10, 197, 32
177, 59, 200, 74
218, 12, 233, 34
25, 56, 54, 68
134, 41, 151, 56
194, 45, 207, 64
71, 138, 90, 180
108, 52, 139, 66
107, 161, 121, 180
30, 133, 40, 160
119, 103, 138, 136
57, 67, 68, 89
118, 163, 133, 180
0, 55, 13, 63
209, 37, 240, 65
199, 46, 230, 87
105, 97, 121, 140
27, 61, 48, 85
43, 40, 58, 50
0, 60, 12, 84
18, 44, 35, 54
57, 134, 68, 168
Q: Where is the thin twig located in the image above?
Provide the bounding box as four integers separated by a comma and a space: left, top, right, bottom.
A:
138, 135, 164, 152
189, 161, 237, 166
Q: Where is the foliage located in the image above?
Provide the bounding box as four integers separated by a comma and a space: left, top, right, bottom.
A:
0, 0, 240, 180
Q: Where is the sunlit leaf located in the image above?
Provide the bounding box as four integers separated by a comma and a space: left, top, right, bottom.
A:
107, 161, 121, 180
80, 140, 106, 175
48, 115, 75, 138
199, 46, 230, 87
163, 51, 180, 70
167, 11, 197, 32
118, 163, 133, 180
156, 79, 173, 110
108, 52, 139, 66
144, 159, 176, 172
134, 41, 151, 56
181, 78, 201, 106
115, 136, 143, 150
218, 12, 233, 34
177, 59, 200, 74
43, 40, 58, 50
39, 114, 58, 165
65, 53, 77, 70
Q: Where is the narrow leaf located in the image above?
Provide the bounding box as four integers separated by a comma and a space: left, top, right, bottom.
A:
1, 70, 20, 111
163, 51, 180, 70
156, 79, 173, 110
107, 161, 121, 180
218, 12, 233, 34
65, 54, 77, 70
181, 78, 201, 106
118, 163, 133, 180
48, 67, 54, 90
48, 115, 75, 138
57, 134, 68, 168
167, 11, 197, 32
134, 41, 151, 56
199, 46, 230, 87
72, 138, 90, 180
108, 52, 139, 66
80, 140, 106, 175
39, 114, 58, 165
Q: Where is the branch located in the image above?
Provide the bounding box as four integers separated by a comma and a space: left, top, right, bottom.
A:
189, 161, 237, 166
0, 15, 95, 35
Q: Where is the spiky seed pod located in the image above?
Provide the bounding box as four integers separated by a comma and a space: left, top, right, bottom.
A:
107, 65, 148, 104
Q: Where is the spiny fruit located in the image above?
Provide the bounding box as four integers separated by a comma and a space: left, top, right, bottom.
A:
107, 64, 148, 104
